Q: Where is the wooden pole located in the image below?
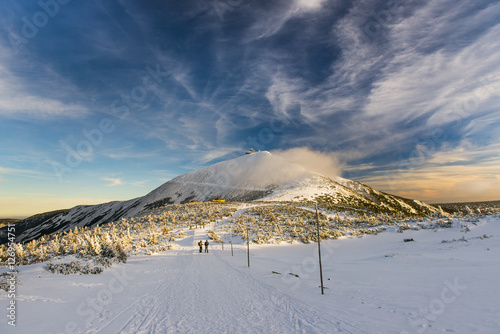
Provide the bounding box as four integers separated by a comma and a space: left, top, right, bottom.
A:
247, 226, 250, 268
230, 232, 233, 256
316, 202, 325, 295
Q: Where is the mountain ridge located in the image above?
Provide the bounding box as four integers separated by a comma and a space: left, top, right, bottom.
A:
1, 151, 438, 244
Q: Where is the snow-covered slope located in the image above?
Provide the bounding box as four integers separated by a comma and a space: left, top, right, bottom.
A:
139, 151, 309, 206
7, 151, 438, 243
2, 215, 499, 333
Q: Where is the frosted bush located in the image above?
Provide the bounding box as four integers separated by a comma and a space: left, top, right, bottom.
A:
0, 272, 19, 292
31, 246, 49, 263
46, 261, 104, 275
208, 230, 222, 243
13, 244, 28, 265
330, 230, 343, 239
147, 233, 160, 245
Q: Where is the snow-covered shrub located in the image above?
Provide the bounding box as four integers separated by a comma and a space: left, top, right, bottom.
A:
436, 219, 453, 229
252, 233, 271, 244
13, 244, 28, 265
208, 230, 222, 243
31, 246, 49, 263
329, 230, 343, 239
99, 234, 128, 263
24, 239, 38, 252
0, 272, 19, 292
229, 204, 339, 244
93, 257, 114, 268
46, 261, 104, 275
168, 231, 186, 240
147, 232, 160, 245
0, 245, 8, 264
397, 223, 410, 233
82, 234, 102, 256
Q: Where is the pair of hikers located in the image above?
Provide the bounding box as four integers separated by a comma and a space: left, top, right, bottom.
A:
198, 240, 209, 253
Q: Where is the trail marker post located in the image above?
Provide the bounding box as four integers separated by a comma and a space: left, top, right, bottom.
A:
247, 226, 250, 268
230, 232, 234, 256
315, 202, 325, 295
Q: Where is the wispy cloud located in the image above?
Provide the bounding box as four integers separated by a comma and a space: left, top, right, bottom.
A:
0, 94, 88, 119
101, 177, 148, 187
0, 54, 89, 119
100, 145, 159, 160
259, 0, 500, 162
101, 177, 124, 186
0, 166, 41, 179
364, 20, 500, 128
244, 0, 327, 41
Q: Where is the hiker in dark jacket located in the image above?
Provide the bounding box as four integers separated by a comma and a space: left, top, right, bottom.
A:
205, 240, 209, 253
198, 240, 203, 253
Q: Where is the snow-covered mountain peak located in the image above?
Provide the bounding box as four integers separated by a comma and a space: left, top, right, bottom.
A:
8, 150, 439, 244
142, 150, 313, 206
188, 150, 311, 186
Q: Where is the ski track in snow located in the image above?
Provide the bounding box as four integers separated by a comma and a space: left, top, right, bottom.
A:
86, 225, 358, 334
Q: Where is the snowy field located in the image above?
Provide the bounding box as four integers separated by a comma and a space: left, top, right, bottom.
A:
1, 215, 499, 333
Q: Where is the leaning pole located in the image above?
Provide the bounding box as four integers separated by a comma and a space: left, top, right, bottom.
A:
316, 202, 325, 295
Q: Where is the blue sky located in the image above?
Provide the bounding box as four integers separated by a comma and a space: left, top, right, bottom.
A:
1, 0, 500, 217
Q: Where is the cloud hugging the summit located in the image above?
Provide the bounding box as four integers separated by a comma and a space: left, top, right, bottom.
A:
271, 148, 342, 180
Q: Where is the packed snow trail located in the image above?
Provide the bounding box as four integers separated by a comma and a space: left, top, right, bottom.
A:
88, 227, 350, 333
89, 251, 342, 333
